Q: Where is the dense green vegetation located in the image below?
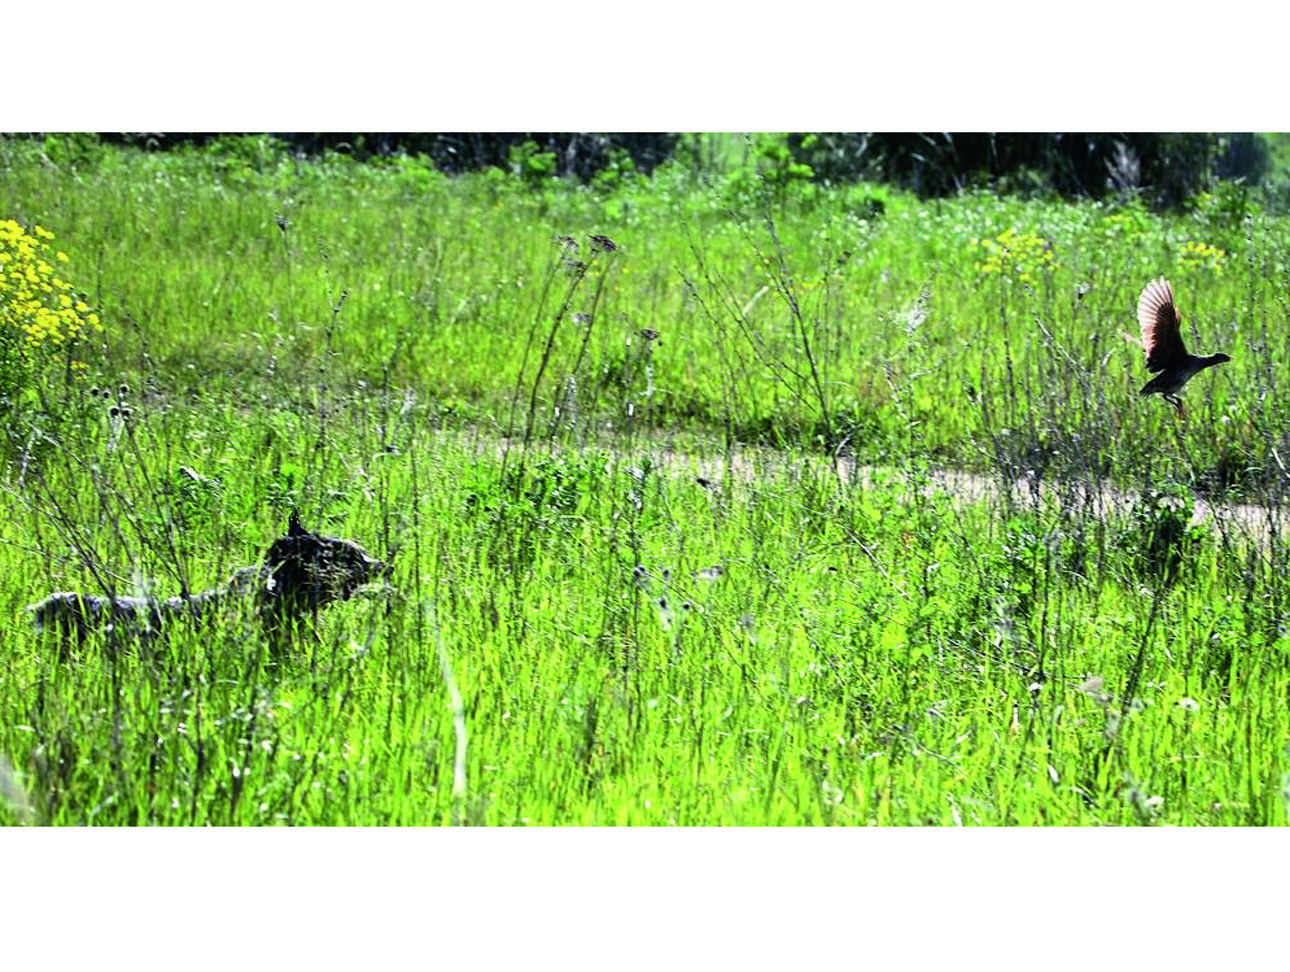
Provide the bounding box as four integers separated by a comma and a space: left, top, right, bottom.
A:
1, 134, 1288, 825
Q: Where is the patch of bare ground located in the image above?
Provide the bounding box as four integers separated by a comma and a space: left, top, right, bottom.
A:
479, 426, 1287, 546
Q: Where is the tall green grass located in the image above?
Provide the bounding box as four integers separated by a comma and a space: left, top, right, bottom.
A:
2, 136, 1288, 825
4, 410, 1287, 824
3, 135, 1278, 481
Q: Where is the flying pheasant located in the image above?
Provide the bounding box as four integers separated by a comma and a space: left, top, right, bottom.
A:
1133, 277, 1230, 414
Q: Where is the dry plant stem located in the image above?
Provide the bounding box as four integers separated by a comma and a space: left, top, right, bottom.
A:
30, 467, 120, 607
722, 222, 812, 406
568, 256, 613, 383
500, 258, 564, 487
762, 207, 833, 449
1122, 583, 1164, 723
121, 418, 192, 596
510, 255, 599, 491
521, 265, 590, 451
278, 213, 294, 334
307, 288, 348, 520
682, 230, 743, 455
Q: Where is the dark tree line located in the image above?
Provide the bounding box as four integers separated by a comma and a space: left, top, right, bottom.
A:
787, 133, 1266, 207
83, 132, 1270, 207
100, 132, 680, 181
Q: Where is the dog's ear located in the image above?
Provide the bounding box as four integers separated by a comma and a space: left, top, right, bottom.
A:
288, 510, 305, 536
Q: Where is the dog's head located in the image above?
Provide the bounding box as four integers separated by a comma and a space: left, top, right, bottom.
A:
263, 512, 389, 608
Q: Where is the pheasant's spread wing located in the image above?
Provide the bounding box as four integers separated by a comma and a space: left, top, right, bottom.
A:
1137, 277, 1187, 373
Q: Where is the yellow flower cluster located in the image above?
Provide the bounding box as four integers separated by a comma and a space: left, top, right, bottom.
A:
1177, 239, 1225, 274
1102, 208, 1150, 238
0, 219, 102, 348
970, 228, 1057, 284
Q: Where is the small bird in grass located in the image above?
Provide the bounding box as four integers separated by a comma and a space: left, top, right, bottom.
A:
1132, 277, 1230, 415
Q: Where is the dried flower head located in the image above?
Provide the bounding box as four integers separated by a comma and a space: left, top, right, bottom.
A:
1077, 675, 1111, 707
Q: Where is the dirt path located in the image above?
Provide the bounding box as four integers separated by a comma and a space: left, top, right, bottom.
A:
591, 437, 1283, 543
459, 427, 1287, 546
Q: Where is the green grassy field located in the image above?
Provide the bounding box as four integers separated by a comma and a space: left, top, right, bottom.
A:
2, 134, 1289, 825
